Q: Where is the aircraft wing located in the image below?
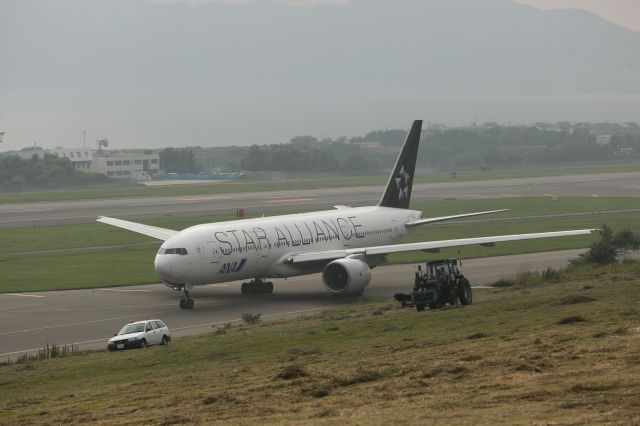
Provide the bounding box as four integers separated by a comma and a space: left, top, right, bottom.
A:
97, 216, 178, 241
287, 229, 597, 264
404, 209, 509, 227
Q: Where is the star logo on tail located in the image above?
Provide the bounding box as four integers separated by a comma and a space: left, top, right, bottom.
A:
394, 165, 411, 200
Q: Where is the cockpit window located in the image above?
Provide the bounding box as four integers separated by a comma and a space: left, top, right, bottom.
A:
160, 248, 188, 256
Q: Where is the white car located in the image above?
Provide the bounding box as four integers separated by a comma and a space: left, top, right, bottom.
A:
107, 319, 171, 351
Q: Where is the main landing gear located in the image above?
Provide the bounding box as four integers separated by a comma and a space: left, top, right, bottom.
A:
241, 278, 274, 295
179, 284, 195, 310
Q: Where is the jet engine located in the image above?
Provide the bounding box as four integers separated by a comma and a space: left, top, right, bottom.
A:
322, 258, 372, 295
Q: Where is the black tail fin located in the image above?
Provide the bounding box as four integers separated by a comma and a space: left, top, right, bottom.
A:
378, 120, 422, 209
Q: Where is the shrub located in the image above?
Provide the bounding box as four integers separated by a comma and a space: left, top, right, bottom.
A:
571, 225, 640, 266
493, 278, 516, 288
241, 313, 262, 325
277, 365, 307, 380
557, 315, 587, 324
542, 267, 562, 282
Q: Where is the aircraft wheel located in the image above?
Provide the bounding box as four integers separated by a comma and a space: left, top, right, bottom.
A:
241, 282, 248, 295
186, 298, 195, 309
179, 298, 187, 309
266, 282, 274, 294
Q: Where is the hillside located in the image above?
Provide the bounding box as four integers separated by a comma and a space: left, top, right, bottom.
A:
2, 0, 639, 94
1, 262, 639, 424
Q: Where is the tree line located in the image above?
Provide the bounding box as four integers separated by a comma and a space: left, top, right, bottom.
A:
191, 126, 640, 174
0, 154, 109, 191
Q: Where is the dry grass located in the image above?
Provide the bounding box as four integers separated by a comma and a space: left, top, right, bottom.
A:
2, 262, 640, 425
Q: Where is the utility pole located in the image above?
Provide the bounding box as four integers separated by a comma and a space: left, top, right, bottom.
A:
82, 129, 87, 148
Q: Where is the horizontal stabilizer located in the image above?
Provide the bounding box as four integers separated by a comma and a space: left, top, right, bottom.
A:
97, 216, 178, 241
405, 209, 509, 227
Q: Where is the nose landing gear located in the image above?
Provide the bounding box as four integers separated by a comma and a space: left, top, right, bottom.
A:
179, 284, 195, 309
241, 278, 274, 295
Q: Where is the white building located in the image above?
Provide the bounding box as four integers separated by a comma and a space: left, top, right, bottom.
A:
7, 147, 160, 179
93, 152, 160, 178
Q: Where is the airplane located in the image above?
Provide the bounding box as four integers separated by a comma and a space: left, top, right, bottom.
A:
97, 120, 596, 309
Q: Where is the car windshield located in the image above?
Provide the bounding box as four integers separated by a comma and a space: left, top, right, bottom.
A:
118, 323, 145, 335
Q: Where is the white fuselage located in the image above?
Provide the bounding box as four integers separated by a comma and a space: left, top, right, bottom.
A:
154, 206, 422, 286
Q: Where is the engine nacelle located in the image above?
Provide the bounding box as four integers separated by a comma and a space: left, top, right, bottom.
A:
322, 258, 372, 295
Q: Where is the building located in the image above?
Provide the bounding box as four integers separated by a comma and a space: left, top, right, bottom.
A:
6, 147, 159, 179
93, 152, 160, 178
50, 147, 95, 172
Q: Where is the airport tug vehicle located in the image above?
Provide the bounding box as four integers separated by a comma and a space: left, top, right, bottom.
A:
394, 259, 472, 311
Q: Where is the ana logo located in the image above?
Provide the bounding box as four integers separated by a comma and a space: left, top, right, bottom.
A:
394, 165, 411, 200
218, 258, 247, 274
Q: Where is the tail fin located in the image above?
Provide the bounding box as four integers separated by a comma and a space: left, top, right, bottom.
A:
378, 120, 423, 209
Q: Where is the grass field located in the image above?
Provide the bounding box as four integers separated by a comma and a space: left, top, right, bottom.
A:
2, 197, 640, 292
1, 162, 638, 204
1, 262, 639, 424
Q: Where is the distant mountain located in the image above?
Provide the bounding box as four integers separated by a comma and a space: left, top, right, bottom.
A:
1, 0, 639, 95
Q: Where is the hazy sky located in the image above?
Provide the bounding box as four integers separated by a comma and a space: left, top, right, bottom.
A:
150, 0, 640, 31
516, 0, 640, 31
1, 0, 638, 151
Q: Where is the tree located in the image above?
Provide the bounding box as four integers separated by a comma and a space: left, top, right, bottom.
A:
570, 225, 640, 267
160, 148, 198, 173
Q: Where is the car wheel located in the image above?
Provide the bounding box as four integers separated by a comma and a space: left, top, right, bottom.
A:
161, 335, 169, 346
140, 339, 147, 349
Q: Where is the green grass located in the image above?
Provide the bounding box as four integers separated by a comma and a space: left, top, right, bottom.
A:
1, 162, 638, 204
2, 196, 640, 292
2, 261, 640, 424
4, 196, 639, 255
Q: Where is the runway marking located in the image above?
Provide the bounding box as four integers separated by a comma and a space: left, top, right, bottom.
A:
264, 198, 316, 204
96, 288, 153, 293
0, 310, 172, 336
182, 196, 232, 202
126, 201, 199, 207
0, 209, 53, 214
4, 293, 46, 298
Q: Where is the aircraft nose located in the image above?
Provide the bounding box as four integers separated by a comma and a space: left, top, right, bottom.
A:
154, 254, 173, 278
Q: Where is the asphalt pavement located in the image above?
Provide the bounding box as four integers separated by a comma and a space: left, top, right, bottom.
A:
0, 249, 585, 362
1, 171, 639, 227
1, 171, 637, 361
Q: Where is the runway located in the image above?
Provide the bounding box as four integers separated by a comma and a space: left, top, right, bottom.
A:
0, 171, 639, 227
0, 249, 585, 362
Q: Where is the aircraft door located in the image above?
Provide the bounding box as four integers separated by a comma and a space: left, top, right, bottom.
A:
206, 241, 220, 265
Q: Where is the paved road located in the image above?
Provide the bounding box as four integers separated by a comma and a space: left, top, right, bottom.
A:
0, 249, 585, 362
1, 171, 639, 227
